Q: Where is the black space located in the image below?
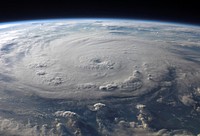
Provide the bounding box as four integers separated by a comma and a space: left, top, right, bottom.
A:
0, 0, 199, 25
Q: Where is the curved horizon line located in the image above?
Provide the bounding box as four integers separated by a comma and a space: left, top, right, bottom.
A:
0, 17, 199, 28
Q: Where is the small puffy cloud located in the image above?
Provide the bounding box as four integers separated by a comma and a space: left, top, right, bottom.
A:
136, 104, 146, 110
180, 95, 195, 106
0, 117, 42, 136
36, 70, 46, 76
48, 76, 63, 86
196, 87, 200, 95
120, 75, 142, 91
93, 103, 106, 111
54, 111, 78, 118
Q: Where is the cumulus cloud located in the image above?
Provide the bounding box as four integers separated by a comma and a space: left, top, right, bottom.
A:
36, 70, 46, 76
180, 95, 195, 106
54, 111, 78, 118
0, 117, 47, 136
93, 103, 106, 111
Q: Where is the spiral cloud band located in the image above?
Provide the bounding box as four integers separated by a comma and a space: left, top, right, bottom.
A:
0, 19, 200, 135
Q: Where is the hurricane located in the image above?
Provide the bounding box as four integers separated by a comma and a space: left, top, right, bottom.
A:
0, 19, 200, 135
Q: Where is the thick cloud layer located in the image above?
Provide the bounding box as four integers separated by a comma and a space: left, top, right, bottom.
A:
0, 19, 200, 135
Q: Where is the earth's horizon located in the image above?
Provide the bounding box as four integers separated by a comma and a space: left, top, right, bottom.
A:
0, 18, 200, 136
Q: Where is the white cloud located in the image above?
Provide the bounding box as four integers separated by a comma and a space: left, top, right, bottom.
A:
0, 19, 199, 135
93, 103, 106, 111
54, 111, 78, 118
180, 95, 195, 106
